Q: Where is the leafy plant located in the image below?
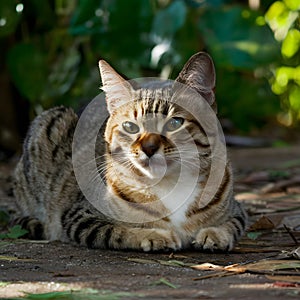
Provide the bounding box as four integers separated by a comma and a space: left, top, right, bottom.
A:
265, 0, 300, 126
0, 225, 28, 240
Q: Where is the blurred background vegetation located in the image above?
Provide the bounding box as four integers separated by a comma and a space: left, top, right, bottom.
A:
0, 0, 299, 157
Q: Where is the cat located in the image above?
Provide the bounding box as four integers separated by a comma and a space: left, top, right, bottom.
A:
13, 52, 247, 252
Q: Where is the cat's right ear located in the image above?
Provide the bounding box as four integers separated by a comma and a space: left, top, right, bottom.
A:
175, 52, 216, 112
99, 60, 132, 114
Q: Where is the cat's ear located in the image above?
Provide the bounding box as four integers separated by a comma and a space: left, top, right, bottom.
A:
99, 60, 132, 114
175, 52, 216, 112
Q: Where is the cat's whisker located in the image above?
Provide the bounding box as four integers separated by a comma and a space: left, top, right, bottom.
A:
78, 154, 107, 168
172, 159, 200, 170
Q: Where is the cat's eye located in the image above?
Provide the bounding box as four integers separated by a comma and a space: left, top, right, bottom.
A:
164, 117, 184, 132
122, 121, 140, 134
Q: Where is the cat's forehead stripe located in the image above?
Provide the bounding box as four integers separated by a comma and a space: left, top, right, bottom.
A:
132, 87, 172, 117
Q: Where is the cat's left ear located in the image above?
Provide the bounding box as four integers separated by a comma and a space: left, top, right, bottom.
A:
99, 60, 132, 114
175, 52, 216, 112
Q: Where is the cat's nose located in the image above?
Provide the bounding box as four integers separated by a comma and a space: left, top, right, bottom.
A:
140, 133, 161, 158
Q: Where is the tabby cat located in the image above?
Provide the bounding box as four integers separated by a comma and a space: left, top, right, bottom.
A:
13, 52, 247, 252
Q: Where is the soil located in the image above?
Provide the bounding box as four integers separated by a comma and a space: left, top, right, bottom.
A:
0, 146, 300, 299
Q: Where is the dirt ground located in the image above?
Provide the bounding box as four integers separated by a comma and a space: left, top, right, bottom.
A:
0, 146, 300, 299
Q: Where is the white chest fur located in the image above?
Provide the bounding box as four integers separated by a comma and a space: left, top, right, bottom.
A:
154, 169, 202, 227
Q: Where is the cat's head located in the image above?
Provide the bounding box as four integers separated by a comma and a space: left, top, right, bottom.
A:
99, 52, 216, 181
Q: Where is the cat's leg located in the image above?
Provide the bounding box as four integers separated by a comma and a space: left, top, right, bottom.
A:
61, 206, 181, 251
72, 221, 182, 251
91, 226, 182, 251
193, 208, 247, 251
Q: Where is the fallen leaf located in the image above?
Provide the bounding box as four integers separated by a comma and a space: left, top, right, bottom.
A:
157, 260, 192, 267
272, 281, 299, 288
232, 246, 285, 253
283, 224, 299, 245
168, 253, 188, 259
151, 278, 177, 289
248, 216, 275, 231
193, 271, 234, 280
287, 187, 300, 194
266, 275, 300, 284
192, 259, 300, 281
229, 283, 276, 289
242, 171, 270, 183
278, 214, 300, 230
128, 258, 191, 268
128, 258, 157, 264
247, 232, 263, 240
191, 262, 226, 271
235, 192, 261, 201
0, 255, 34, 262
261, 176, 300, 193
52, 272, 75, 278
245, 260, 300, 272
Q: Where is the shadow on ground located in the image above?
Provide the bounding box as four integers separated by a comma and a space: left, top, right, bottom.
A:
0, 146, 299, 299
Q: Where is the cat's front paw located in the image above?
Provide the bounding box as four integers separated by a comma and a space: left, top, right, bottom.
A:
140, 229, 182, 252
193, 227, 234, 252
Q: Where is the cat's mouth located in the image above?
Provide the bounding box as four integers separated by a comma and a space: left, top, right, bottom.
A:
135, 154, 168, 179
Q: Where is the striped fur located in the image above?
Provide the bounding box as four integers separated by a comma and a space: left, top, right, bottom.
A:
13, 52, 247, 251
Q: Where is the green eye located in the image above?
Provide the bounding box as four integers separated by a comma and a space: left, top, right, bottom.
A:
122, 121, 140, 134
164, 117, 184, 132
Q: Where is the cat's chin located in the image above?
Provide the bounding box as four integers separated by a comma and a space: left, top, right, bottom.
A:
134, 154, 168, 180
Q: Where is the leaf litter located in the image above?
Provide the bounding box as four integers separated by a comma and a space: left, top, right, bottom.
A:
191, 259, 300, 281
128, 250, 300, 283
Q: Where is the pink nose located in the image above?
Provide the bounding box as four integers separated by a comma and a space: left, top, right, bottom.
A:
140, 133, 161, 157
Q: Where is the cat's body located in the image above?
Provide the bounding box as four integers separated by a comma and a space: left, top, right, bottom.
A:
13, 52, 247, 252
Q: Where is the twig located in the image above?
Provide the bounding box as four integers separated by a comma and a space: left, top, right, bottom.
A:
193, 270, 238, 280
283, 224, 299, 245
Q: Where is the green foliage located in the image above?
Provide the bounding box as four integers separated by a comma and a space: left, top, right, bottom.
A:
198, 6, 279, 69
7, 43, 48, 103
1, 0, 295, 131
0, 225, 28, 240
247, 231, 262, 240
265, 0, 300, 126
152, 1, 187, 39
0, 0, 22, 37
197, 5, 281, 130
